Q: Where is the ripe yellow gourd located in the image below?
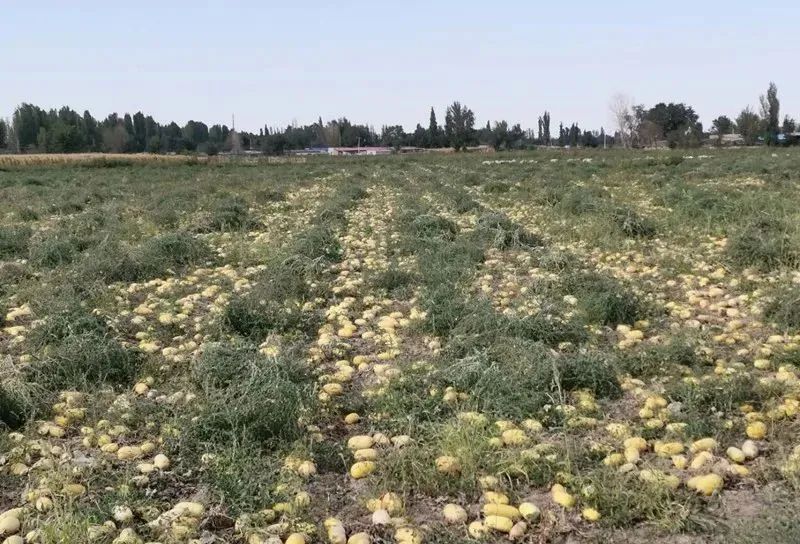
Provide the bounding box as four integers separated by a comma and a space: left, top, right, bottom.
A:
483, 503, 520, 520
484, 515, 513, 532
746, 421, 766, 440
435, 455, 461, 475
726, 447, 745, 463
741, 440, 759, 459
347, 435, 374, 450
442, 503, 467, 523
509, 521, 527, 540
483, 491, 509, 504
551, 484, 575, 508
347, 532, 370, 544
394, 527, 422, 544
687, 473, 723, 495
117, 445, 143, 461
62, 483, 86, 497
501, 429, 528, 446
468, 521, 488, 538
518, 502, 540, 521
582, 507, 601, 521
350, 461, 376, 479
654, 441, 684, 457
354, 448, 377, 461
623, 436, 647, 452
690, 438, 717, 453
297, 461, 317, 477
285, 533, 307, 544
371, 509, 390, 525
0, 515, 21, 536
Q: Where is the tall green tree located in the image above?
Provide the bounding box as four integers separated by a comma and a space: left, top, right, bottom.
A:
412, 123, 426, 147
123, 114, 135, 150
13, 103, 47, 151
444, 101, 475, 151
132, 112, 147, 152
712, 115, 734, 135
427, 107, 440, 147
736, 107, 761, 145
542, 111, 551, 145
83, 111, 99, 151
640, 102, 701, 148
760, 82, 780, 145
0, 119, 7, 149
711, 115, 735, 145
492, 120, 509, 150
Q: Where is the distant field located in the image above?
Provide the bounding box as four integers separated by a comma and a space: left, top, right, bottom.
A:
1, 149, 800, 543
0, 152, 205, 167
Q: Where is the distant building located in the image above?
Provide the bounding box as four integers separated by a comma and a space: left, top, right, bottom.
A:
720, 133, 745, 145
777, 133, 800, 145
329, 146, 392, 156
286, 147, 330, 156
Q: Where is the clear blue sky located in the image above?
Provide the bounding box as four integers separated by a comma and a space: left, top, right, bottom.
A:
3, 1, 799, 133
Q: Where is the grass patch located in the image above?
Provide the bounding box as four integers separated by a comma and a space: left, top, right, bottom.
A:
575, 468, 705, 531
563, 271, 648, 326
0, 225, 32, 258
728, 216, 798, 270
618, 336, 703, 378
612, 207, 657, 238
764, 283, 800, 331
408, 214, 459, 241
206, 195, 255, 231
473, 212, 544, 249
184, 341, 315, 448
437, 341, 620, 420
80, 231, 213, 282
31, 332, 141, 392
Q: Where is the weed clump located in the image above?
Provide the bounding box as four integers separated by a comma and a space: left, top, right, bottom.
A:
32, 332, 140, 391
225, 259, 319, 337
409, 214, 459, 241
618, 336, 702, 378
206, 195, 254, 231
452, 192, 481, 214
0, 362, 45, 429
0, 226, 32, 258
186, 341, 314, 447
436, 343, 620, 420
368, 268, 419, 297
0, 263, 28, 296
81, 232, 213, 283
29, 234, 79, 268
293, 225, 343, 263
474, 213, 544, 249
764, 284, 800, 331
728, 217, 798, 270
612, 207, 656, 238
563, 271, 647, 326
483, 180, 512, 193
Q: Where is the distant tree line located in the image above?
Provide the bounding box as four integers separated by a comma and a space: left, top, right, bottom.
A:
611, 82, 796, 148
0, 104, 242, 155
2, 83, 793, 155
257, 102, 608, 154
0, 101, 611, 155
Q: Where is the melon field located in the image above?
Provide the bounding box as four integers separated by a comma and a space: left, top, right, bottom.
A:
2, 150, 800, 544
